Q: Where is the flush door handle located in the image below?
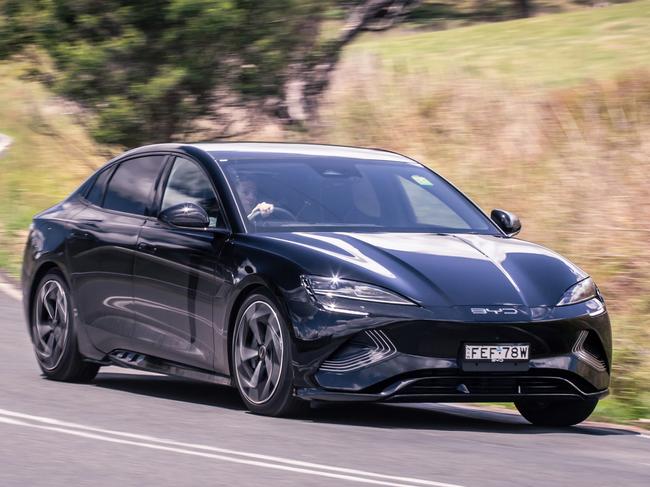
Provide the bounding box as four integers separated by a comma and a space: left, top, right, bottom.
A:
137, 242, 157, 253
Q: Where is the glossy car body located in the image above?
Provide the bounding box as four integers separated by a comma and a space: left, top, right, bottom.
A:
22, 143, 611, 421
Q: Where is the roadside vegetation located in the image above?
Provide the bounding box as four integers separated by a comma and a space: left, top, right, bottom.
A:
0, 60, 109, 274
1, 0, 649, 424
321, 0, 650, 423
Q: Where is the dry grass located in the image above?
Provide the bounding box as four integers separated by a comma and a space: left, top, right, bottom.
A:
0, 60, 117, 274
0, 1, 649, 423
320, 60, 650, 420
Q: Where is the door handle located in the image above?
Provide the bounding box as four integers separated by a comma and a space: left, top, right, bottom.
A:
137, 242, 157, 253
70, 231, 92, 240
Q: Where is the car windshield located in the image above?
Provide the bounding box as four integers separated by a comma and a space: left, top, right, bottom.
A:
216, 155, 499, 234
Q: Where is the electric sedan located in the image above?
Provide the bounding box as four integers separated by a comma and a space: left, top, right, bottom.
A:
22, 143, 611, 425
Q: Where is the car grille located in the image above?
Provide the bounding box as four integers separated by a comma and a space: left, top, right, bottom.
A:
396, 376, 579, 397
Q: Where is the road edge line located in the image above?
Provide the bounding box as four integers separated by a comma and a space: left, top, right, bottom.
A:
0, 411, 463, 487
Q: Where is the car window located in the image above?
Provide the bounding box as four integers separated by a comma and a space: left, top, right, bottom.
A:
397, 175, 469, 229
103, 156, 164, 216
161, 157, 225, 229
219, 156, 494, 234
85, 166, 113, 206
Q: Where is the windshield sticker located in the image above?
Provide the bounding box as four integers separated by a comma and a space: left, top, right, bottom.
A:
411, 175, 433, 186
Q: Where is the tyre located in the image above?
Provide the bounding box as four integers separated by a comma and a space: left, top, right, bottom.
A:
514, 397, 598, 427
31, 270, 99, 382
231, 290, 304, 416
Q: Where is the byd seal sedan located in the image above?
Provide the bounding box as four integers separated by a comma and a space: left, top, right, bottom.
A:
22, 143, 611, 425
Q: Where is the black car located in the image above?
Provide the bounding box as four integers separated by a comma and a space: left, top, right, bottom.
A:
22, 143, 611, 425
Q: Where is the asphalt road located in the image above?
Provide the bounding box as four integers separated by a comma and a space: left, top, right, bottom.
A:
1, 282, 649, 487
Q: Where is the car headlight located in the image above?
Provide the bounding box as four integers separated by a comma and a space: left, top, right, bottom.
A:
556, 277, 598, 306
301, 275, 415, 307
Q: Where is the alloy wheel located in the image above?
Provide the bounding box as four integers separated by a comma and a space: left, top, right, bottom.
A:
234, 300, 284, 404
34, 279, 70, 370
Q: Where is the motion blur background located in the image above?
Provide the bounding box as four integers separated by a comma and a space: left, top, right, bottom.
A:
0, 0, 648, 425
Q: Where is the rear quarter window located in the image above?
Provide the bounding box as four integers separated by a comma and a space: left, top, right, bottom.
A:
85, 166, 114, 206
103, 156, 165, 216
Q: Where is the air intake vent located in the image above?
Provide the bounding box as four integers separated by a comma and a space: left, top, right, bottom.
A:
398, 376, 579, 396
572, 330, 607, 372
320, 330, 396, 372
109, 350, 146, 366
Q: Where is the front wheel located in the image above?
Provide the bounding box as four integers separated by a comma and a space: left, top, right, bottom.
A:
514, 398, 598, 426
231, 291, 304, 416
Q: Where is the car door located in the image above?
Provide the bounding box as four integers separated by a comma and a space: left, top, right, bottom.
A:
131, 156, 231, 371
67, 155, 167, 354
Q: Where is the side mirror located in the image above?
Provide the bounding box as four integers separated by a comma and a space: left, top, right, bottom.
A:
159, 203, 209, 228
491, 209, 521, 237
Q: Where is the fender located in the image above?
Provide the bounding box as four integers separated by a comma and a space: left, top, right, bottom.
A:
212, 240, 305, 375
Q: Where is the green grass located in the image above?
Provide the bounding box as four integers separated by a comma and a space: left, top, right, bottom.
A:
0, 60, 114, 275
344, 0, 650, 88
0, 1, 649, 426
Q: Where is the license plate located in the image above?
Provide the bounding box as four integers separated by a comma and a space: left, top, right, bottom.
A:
464, 344, 529, 363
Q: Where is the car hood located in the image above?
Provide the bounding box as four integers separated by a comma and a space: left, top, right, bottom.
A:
257, 232, 587, 308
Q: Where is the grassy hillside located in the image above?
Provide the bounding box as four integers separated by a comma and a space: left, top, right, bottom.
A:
0, 60, 113, 275
346, 0, 650, 87
321, 1, 650, 423
0, 1, 649, 424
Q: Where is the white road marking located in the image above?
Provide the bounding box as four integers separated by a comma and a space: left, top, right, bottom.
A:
0, 408, 462, 487
640, 435, 650, 440
0, 279, 21, 301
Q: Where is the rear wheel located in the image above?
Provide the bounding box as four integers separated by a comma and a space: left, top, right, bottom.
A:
231, 291, 304, 416
31, 270, 99, 382
515, 398, 598, 426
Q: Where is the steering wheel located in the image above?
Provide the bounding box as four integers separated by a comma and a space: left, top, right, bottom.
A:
249, 206, 297, 222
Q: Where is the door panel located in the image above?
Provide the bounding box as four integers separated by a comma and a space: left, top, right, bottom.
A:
67, 154, 166, 355
68, 206, 143, 352
131, 156, 230, 371
132, 223, 228, 369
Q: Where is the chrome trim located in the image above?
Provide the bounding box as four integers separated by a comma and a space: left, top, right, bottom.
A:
319, 330, 397, 372
572, 330, 607, 372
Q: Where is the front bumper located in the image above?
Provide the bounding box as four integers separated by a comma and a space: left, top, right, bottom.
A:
294, 311, 612, 403
297, 375, 609, 403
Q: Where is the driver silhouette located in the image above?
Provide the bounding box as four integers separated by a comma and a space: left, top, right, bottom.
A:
235, 177, 274, 220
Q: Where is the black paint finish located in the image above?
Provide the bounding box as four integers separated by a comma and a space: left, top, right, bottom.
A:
22, 143, 611, 403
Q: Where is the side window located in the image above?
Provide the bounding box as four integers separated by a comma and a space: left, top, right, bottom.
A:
398, 175, 470, 229
161, 157, 225, 229
85, 166, 113, 206
103, 156, 164, 216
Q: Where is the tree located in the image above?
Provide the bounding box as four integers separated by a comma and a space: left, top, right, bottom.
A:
0, 0, 418, 145
515, 0, 533, 18
280, 0, 420, 124
0, 0, 327, 145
